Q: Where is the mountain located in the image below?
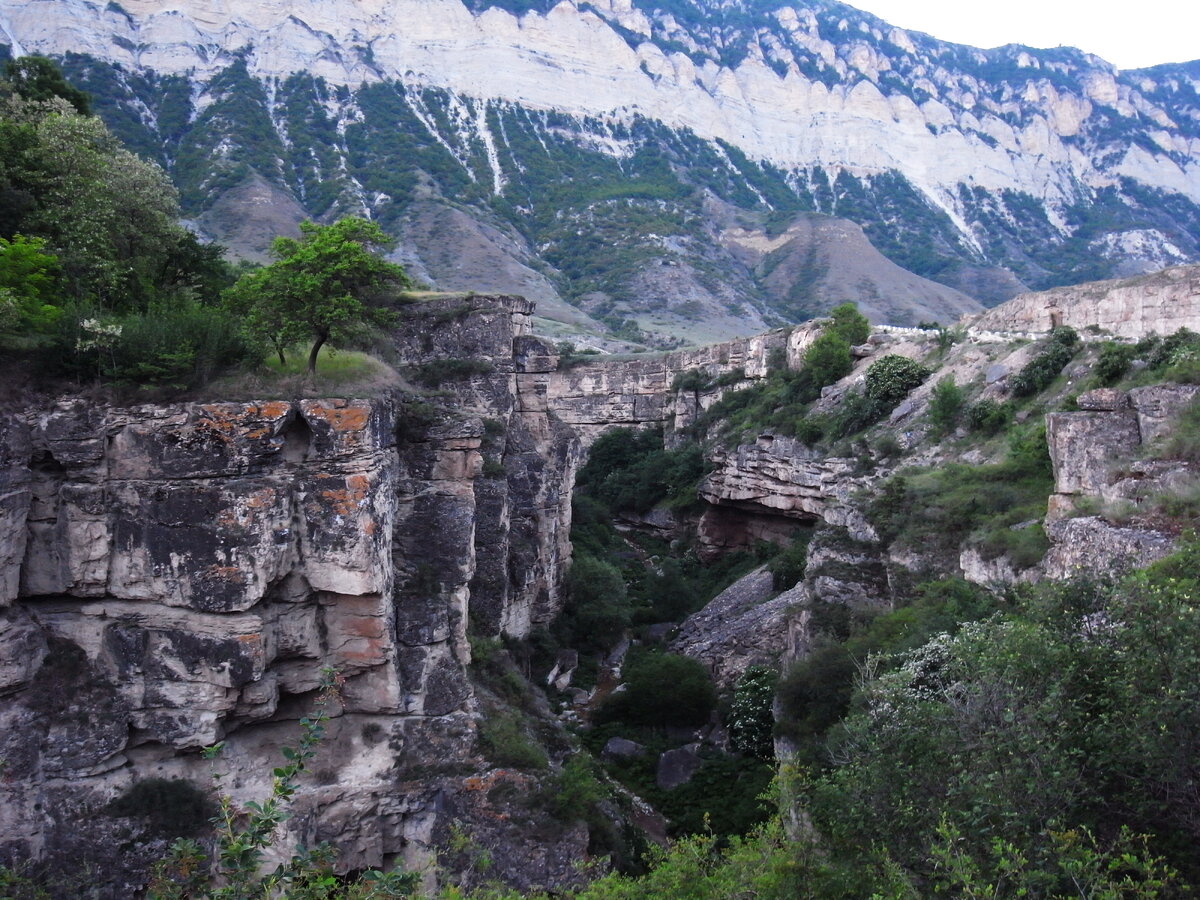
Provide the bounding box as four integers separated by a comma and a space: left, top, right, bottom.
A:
2, 0, 1198, 340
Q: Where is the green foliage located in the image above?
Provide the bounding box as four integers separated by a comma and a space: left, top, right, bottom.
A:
864, 355, 932, 407
0, 234, 61, 337
478, 712, 549, 771
575, 428, 705, 514
867, 424, 1052, 565
4, 55, 91, 114
768, 531, 811, 591
926, 375, 964, 435
92, 302, 253, 390
792, 544, 1200, 890
1093, 340, 1136, 386
967, 397, 1012, 435
595, 651, 716, 730
224, 217, 410, 374
826, 302, 870, 345
1008, 326, 1079, 397
802, 331, 853, 389
729, 666, 777, 759
107, 777, 215, 839
561, 554, 630, 652
0, 864, 51, 900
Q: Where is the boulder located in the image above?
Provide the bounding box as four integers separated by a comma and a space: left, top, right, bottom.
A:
656, 746, 703, 790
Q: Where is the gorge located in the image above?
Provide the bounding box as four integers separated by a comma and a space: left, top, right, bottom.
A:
4, 265, 1200, 894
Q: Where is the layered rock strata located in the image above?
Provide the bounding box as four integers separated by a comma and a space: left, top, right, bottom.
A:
1042, 384, 1200, 578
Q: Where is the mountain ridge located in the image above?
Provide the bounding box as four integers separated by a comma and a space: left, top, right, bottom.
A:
2, 0, 1197, 341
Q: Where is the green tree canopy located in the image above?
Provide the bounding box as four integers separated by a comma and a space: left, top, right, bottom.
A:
827, 302, 870, 345
0, 234, 61, 335
3, 55, 91, 114
224, 217, 411, 373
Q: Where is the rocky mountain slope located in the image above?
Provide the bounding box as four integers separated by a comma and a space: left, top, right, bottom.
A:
2, 0, 1198, 340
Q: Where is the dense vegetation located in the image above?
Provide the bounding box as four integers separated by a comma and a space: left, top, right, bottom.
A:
0, 58, 412, 391
0, 57, 257, 389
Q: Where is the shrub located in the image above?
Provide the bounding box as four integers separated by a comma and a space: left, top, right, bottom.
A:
50, 301, 254, 389
967, 398, 1011, 434
729, 666, 778, 759
827, 302, 870, 345
769, 532, 811, 591
1008, 326, 1079, 397
1093, 340, 1135, 386
596, 651, 716, 729
864, 355, 931, 407
478, 711, 548, 770
562, 554, 630, 652
824, 389, 884, 440
927, 375, 964, 435
803, 332, 853, 389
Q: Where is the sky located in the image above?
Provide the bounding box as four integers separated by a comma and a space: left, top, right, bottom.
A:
844, 0, 1200, 70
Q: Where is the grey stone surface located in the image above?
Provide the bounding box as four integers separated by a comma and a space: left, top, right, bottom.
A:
656, 746, 703, 790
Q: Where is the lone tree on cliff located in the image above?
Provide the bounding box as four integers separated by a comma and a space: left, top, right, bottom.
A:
225, 217, 411, 375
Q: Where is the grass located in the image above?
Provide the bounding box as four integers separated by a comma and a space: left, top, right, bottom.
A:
207, 346, 402, 399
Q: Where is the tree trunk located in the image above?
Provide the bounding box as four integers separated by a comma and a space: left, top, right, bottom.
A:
277, 345, 287, 367
307, 331, 328, 375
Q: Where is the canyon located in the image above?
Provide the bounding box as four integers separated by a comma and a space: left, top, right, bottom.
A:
4, 266, 1198, 893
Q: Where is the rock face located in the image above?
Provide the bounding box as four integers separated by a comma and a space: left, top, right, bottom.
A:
1042, 384, 1200, 578
669, 566, 795, 689
972, 265, 1200, 339
698, 435, 876, 556
0, 295, 601, 895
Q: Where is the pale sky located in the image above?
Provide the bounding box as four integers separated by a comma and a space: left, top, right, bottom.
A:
845, 0, 1200, 70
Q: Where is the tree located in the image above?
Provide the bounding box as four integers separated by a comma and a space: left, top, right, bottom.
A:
2, 94, 187, 308
3, 56, 91, 114
803, 332, 853, 389
224, 217, 411, 374
927, 375, 964, 435
0, 234, 61, 336
827, 302, 870, 345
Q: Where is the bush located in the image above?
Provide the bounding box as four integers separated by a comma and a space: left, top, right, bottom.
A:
927, 375, 964, 435
478, 712, 548, 770
50, 301, 254, 389
803, 332, 853, 389
864, 355, 931, 407
729, 666, 777, 759
1093, 340, 1135, 386
562, 554, 631, 652
827, 302, 870, 345
967, 398, 1012, 434
596, 651, 716, 729
768, 532, 811, 590
1008, 326, 1079, 397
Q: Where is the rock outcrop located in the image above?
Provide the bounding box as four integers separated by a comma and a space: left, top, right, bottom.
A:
972, 265, 1200, 339
0, 295, 599, 895
1042, 384, 1200, 578
669, 566, 795, 689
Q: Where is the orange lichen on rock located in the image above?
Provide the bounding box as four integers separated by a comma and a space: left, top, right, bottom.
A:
306, 402, 370, 433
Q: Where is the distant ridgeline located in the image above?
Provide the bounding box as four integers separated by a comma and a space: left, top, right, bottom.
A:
2, 0, 1197, 338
